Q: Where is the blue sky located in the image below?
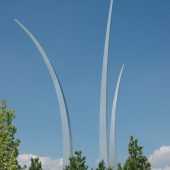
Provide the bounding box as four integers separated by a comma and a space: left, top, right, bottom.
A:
0, 0, 170, 168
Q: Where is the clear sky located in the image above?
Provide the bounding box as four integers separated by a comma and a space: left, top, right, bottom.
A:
0, 0, 170, 169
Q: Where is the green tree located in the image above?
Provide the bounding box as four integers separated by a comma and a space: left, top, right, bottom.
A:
118, 163, 123, 170
29, 157, 43, 170
0, 100, 21, 170
96, 160, 112, 170
96, 160, 106, 170
119, 136, 151, 170
64, 150, 88, 170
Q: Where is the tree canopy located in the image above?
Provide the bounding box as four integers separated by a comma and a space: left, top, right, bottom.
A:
64, 150, 88, 170
29, 157, 43, 170
96, 160, 112, 170
118, 136, 151, 170
0, 100, 21, 170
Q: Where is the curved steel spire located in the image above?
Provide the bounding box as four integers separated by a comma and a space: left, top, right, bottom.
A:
99, 0, 114, 165
14, 19, 73, 166
109, 65, 124, 169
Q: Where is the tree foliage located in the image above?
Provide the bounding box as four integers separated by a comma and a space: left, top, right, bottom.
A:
96, 160, 107, 170
65, 151, 113, 170
0, 100, 21, 170
118, 136, 151, 170
29, 157, 43, 170
64, 150, 88, 170
96, 160, 112, 170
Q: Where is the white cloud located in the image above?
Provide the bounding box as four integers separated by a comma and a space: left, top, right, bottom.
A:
18, 154, 63, 170
152, 167, 170, 170
149, 146, 170, 170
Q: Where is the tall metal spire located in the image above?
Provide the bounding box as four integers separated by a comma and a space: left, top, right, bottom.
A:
99, 0, 114, 165
14, 19, 73, 166
109, 65, 124, 169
